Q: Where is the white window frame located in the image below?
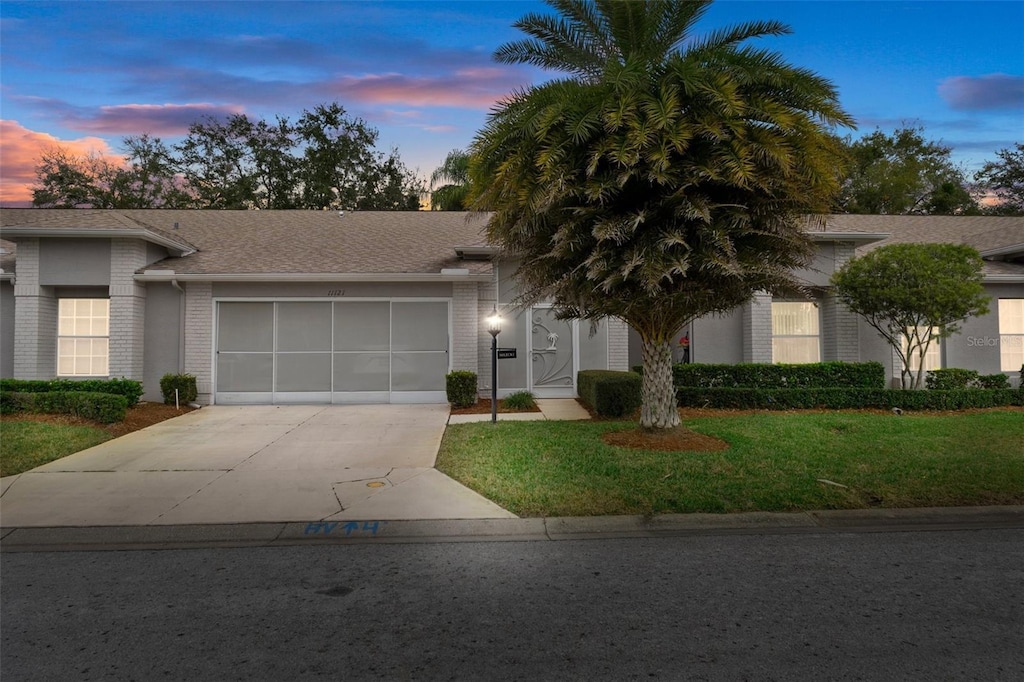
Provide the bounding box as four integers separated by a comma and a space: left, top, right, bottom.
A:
771, 301, 821, 364
57, 298, 110, 377
904, 326, 942, 372
998, 299, 1024, 372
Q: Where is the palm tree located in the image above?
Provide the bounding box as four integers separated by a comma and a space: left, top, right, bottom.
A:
429, 149, 470, 210
470, 0, 853, 429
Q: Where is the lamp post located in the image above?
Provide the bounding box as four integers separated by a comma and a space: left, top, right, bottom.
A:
486, 306, 502, 423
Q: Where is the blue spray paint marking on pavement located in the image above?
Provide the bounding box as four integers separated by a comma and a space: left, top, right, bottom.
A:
304, 521, 386, 536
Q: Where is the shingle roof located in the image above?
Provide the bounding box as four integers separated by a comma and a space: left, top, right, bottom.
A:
823, 214, 1024, 279
0, 209, 492, 276
1, 210, 1021, 279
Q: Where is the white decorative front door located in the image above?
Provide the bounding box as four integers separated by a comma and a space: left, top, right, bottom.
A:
528, 307, 577, 398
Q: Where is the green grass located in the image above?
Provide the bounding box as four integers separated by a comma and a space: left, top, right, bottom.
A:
0, 421, 112, 477
436, 411, 1024, 517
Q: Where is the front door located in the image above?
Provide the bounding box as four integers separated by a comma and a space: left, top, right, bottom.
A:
528, 306, 576, 398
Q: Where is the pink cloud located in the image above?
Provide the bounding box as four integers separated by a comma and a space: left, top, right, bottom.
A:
18, 98, 245, 135
332, 69, 527, 109
0, 120, 119, 204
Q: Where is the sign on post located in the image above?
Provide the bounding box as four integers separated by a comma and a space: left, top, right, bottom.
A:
497, 348, 517, 359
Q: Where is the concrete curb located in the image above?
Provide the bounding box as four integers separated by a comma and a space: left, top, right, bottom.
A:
2, 506, 1021, 553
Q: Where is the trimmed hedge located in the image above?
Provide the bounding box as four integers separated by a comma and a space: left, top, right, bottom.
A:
926, 368, 1011, 390
0, 378, 143, 406
676, 387, 1024, 411
578, 370, 642, 417
633, 362, 885, 389
0, 390, 128, 423
160, 373, 198, 405
446, 370, 478, 408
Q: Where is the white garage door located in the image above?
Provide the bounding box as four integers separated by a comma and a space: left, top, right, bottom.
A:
215, 300, 450, 404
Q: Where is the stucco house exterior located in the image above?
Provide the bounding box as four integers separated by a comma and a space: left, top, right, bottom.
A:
1, 209, 1021, 404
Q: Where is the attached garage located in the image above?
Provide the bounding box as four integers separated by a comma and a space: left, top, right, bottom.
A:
215, 299, 450, 404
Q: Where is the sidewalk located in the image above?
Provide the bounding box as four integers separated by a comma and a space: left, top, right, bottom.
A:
2, 506, 1021, 553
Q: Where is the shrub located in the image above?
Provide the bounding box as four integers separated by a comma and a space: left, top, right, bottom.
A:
160, 373, 198, 405
578, 370, 642, 417
501, 390, 537, 411
634, 362, 885, 389
0, 378, 143, 406
2, 390, 128, 423
978, 373, 1011, 390
676, 387, 1024, 411
925, 368, 979, 390
446, 370, 478, 408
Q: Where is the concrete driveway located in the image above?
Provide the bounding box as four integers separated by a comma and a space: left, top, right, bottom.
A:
0, 405, 515, 528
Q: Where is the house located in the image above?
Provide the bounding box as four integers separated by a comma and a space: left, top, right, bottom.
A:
626, 214, 1024, 387
1, 210, 1021, 404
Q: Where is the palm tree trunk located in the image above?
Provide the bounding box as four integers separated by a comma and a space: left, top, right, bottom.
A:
640, 338, 680, 429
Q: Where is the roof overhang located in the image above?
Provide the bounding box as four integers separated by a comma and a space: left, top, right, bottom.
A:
983, 274, 1024, 284
806, 232, 890, 245
454, 245, 500, 259
979, 244, 1024, 259
0, 228, 195, 256
136, 270, 493, 283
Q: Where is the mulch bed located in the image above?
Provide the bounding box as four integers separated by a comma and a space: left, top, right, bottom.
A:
602, 426, 730, 452
1, 401, 195, 437
449, 398, 542, 415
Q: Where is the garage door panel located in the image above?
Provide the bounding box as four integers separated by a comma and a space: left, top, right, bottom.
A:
217, 353, 273, 392
392, 352, 447, 391
392, 302, 448, 351
218, 303, 273, 352
334, 352, 390, 391
334, 302, 389, 351
277, 353, 332, 392
278, 302, 332, 351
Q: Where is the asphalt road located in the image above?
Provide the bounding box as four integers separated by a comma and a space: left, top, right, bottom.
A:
2, 529, 1022, 681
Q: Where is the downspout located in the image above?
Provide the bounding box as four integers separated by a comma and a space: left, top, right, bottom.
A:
171, 279, 186, 373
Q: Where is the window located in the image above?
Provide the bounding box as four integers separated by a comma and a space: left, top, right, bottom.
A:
904, 326, 941, 372
772, 302, 820, 363
999, 299, 1024, 372
58, 299, 109, 376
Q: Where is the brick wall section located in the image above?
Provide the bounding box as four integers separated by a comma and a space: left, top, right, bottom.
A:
451, 282, 479, 375
184, 281, 213, 404
742, 292, 773, 363
607, 317, 630, 370
12, 239, 57, 378
477, 279, 497, 393
108, 239, 147, 380
821, 242, 861, 362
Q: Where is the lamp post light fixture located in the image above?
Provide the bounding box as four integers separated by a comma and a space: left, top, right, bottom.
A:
486, 306, 502, 423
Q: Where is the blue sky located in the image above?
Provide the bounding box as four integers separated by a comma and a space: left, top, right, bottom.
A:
1, 0, 1022, 204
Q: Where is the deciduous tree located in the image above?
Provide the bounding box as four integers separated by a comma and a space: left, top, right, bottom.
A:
836, 126, 977, 215
831, 243, 990, 389
975, 143, 1024, 215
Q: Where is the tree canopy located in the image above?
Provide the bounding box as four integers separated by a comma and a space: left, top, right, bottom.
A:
975, 143, 1024, 216
831, 243, 990, 389
31, 103, 423, 210
834, 126, 977, 215
470, 0, 852, 428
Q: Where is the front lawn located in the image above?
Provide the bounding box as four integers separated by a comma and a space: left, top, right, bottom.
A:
435, 410, 1024, 516
0, 422, 112, 477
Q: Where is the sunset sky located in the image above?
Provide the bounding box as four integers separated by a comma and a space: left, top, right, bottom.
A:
1, 0, 1022, 205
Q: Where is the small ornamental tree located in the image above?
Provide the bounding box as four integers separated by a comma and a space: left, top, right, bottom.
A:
831, 243, 990, 389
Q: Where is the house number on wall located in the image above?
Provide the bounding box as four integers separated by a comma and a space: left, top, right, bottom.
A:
327, 289, 345, 296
